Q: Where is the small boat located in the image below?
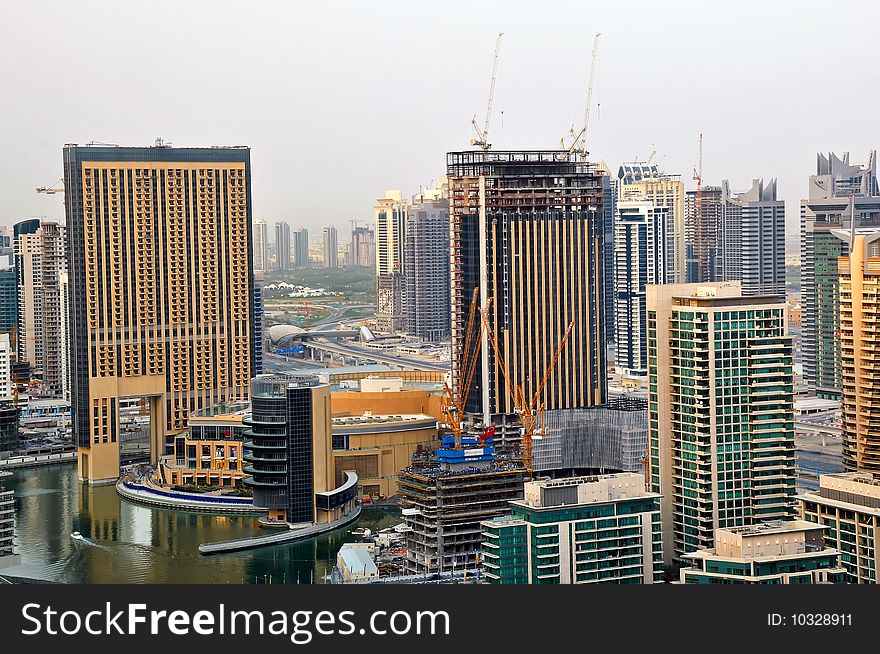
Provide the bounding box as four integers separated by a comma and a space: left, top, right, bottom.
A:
71, 531, 83, 540
351, 527, 372, 538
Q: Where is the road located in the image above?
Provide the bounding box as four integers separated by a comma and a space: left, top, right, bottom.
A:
305, 338, 449, 371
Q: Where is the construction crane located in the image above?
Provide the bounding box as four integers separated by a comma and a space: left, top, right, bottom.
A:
482, 306, 575, 476
440, 288, 491, 448
692, 132, 704, 280
469, 32, 503, 151
567, 32, 601, 159
36, 178, 64, 195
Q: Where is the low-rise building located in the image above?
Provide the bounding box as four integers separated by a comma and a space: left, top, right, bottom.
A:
158, 401, 250, 489
336, 543, 379, 582
481, 473, 663, 584
799, 472, 880, 583
331, 413, 437, 499
679, 521, 847, 584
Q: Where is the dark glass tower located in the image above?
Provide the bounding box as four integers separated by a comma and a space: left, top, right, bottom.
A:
243, 374, 330, 524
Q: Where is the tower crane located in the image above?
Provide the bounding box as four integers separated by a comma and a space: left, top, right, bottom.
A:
481, 305, 575, 477
36, 178, 64, 195
567, 32, 601, 159
692, 132, 704, 280
439, 288, 491, 448
469, 32, 503, 151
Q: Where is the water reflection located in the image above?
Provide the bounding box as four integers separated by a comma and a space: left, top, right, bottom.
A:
9, 463, 398, 584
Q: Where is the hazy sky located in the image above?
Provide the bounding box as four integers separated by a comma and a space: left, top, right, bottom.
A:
2, 0, 878, 242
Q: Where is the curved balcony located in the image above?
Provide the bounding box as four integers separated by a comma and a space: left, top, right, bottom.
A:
243, 476, 287, 488
243, 439, 287, 450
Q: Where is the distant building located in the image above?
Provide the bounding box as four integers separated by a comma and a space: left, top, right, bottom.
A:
15, 220, 66, 395
648, 282, 796, 561
679, 521, 847, 584
799, 472, 880, 584
253, 270, 265, 376
275, 221, 291, 270
375, 190, 406, 332
293, 228, 309, 268
0, 471, 20, 569
322, 226, 338, 268
482, 473, 663, 584
254, 220, 269, 272
720, 178, 785, 296
685, 186, 723, 283
349, 225, 375, 267
802, 151, 879, 399
0, 333, 12, 403
0, 254, 16, 343
614, 199, 673, 376
403, 184, 450, 341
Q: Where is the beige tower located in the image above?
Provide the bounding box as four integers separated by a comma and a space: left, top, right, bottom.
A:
63, 144, 255, 484
835, 228, 880, 472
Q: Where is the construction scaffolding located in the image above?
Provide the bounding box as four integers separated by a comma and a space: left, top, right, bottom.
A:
533, 395, 648, 474
398, 454, 525, 574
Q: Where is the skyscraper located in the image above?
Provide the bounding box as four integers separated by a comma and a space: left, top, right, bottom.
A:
720, 178, 785, 295
350, 225, 375, 267
375, 190, 406, 332
253, 219, 269, 272
448, 150, 606, 449
293, 228, 309, 268
275, 221, 291, 271
0, 255, 17, 342
614, 199, 673, 376
322, 226, 338, 268
802, 151, 879, 399
0, 333, 12, 402
685, 185, 723, 283
403, 183, 450, 341
59, 271, 70, 401
15, 220, 66, 395
253, 270, 265, 376
63, 143, 255, 483
597, 161, 616, 344
618, 162, 686, 284
647, 282, 796, 561
835, 226, 880, 472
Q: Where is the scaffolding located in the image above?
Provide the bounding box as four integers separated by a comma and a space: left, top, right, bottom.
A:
398, 457, 525, 574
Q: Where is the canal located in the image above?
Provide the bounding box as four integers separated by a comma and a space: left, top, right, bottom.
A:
6, 463, 399, 584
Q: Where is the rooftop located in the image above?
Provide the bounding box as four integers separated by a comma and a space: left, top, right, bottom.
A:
337, 545, 378, 576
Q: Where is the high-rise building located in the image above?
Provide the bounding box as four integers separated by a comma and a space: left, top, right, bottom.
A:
275, 221, 291, 271
0, 404, 18, 454
802, 151, 880, 399
679, 521, 847, 584
59, 271, 70, 401
350, 225, 375, 267
448, 150, 606, 449
253, 270, 265, 376
375, 190, 406, 332
614, 199, 673, 376
322, 226, 338, 268
835, 226, 880, 472
799, 472, 880, 584
63, 144, 255, 484
618, 162, 686, 284
243, 374, 358, 525
685, 185, 723, 283
253, 219, 269, 272
0, 333, 13, 403
403, 184, 450, 341
647, 282, 796, 561
481, 473, 664, 584
597, 161, 616, 344
0, 255, 16, 343
15, 220, 66, 395
293, 228, 309, 268
720, 178, 785, 295
0, 471, 20, 570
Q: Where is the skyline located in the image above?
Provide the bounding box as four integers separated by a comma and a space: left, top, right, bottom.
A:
2, 0, 879, 239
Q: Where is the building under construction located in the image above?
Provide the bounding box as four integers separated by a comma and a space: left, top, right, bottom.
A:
398, 433, 525, 574
447, 150, 607, 451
